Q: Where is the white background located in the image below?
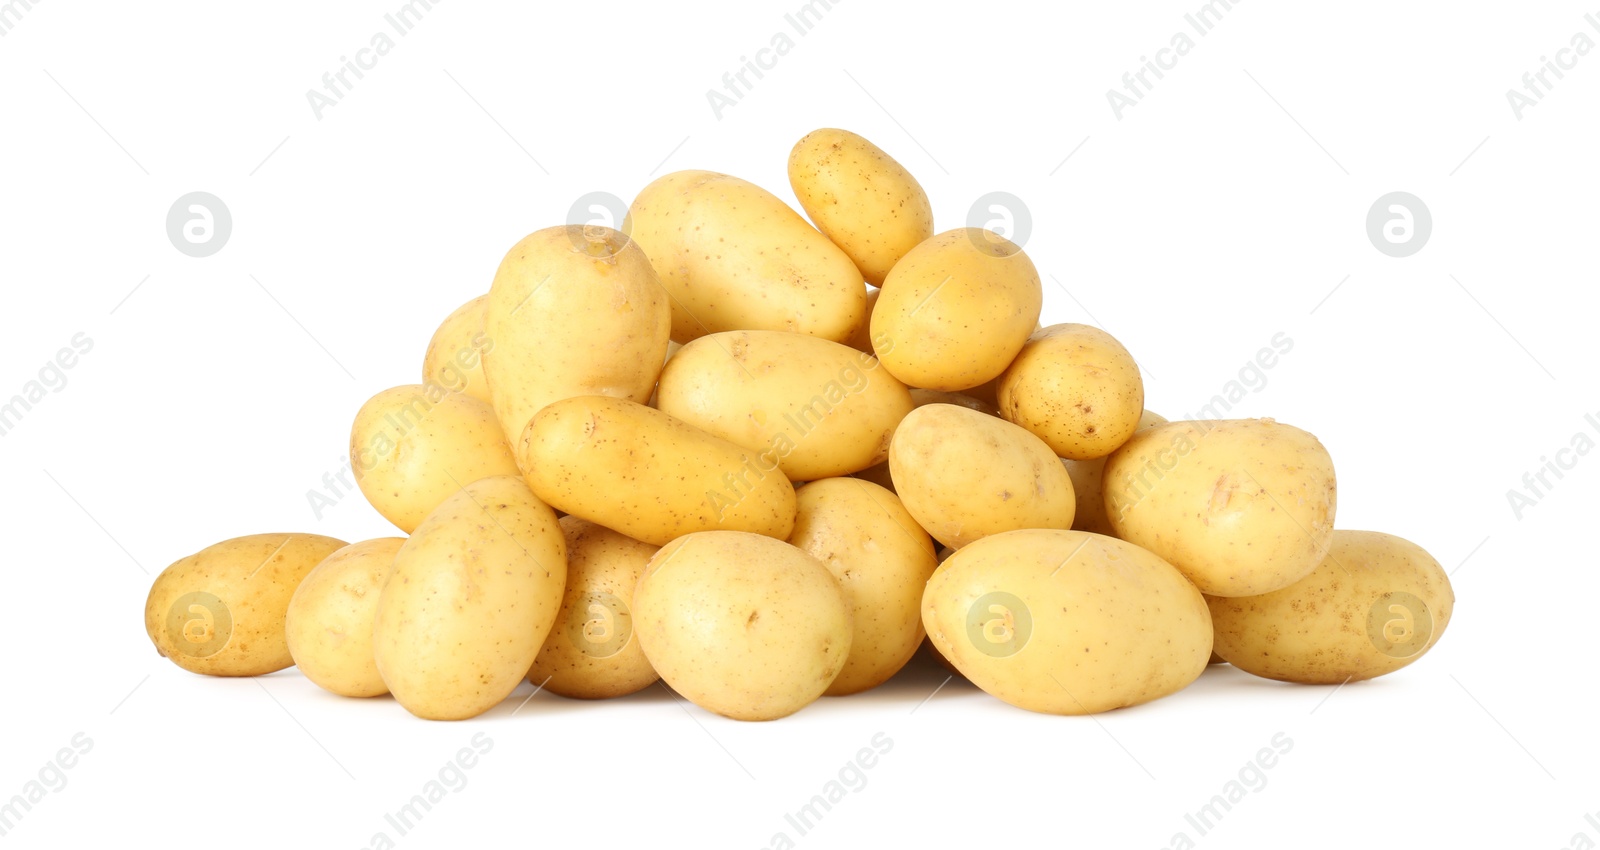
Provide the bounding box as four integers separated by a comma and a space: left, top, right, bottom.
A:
1, 0, 1595, 847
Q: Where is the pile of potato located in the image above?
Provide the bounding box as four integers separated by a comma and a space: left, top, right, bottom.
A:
143, 128, 1455, 721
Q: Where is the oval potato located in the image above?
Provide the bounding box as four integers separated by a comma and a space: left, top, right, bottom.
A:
285, 537, 405, 698
421, 294, 494, 404
999, 323, 1145, 460
788, 128, 934, 286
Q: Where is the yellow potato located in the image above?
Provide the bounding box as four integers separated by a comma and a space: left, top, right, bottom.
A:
518, 396, 796, 546
889, 403, 1075, 548
656, 330, 913, 481
1209, 530, 1454, 683
923, 529, 1212, 714
527, 517, 660, 699
787, 128, 934, 286
872, 228, 1041, 391
372, 476, 566, 720
482, 225, 672, 446
421, 294, 494, 404
1062, 410, 1167, 536
634, 531, 851, 720
629, 170, 866, 344
999, 323, 1145, 460
787, 479, 938, 695
284, 537, 405, 698
145, 533, 348, 677
350, 384, 520, 534
1104, 418, 1337, 597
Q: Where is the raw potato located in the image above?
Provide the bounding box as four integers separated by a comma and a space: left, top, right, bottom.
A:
788, 128, 934, 286
629, 170, 867, 344
633, 531, 851, 720
145, 533, 348, 677
1209, 530, 1454, 683
1104, 418, 1337, 597
421, 294, 494, 404
284, 537, 405, 698
1063, 410, 1168, 536
922, 529, 1212, 715
872, 228, 1041, 391
482, 225, 672, 448
527, 517, 660, 699
372, 476, 566, 720
350, 385, 521, 534
656, 330, 914, 481
999, 323, 1145, 460
518, 396, 797, 546
788, 479, 938, 695
889, 403, 1076, 548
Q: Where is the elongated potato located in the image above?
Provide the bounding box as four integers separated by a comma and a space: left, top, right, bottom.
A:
1209, 530, 1454, 683
889, 403, 1075, 548
145, 533, 348, 677
1062, 410, 1167, 536
483, 225, 672, 447
656, 330, 913, 481
372, 476, 566, 720
421, 294, 494, 404
999, 323, 1145, 460
923, 529, 1212, 715
284, 537, 405, 698
1104, 418, 1337, 597
518, 396, 796, 546
629, 170, 866, 344
350, 385, 521, 533
788, 129, 934, 286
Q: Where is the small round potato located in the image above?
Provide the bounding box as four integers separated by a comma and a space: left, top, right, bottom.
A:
634, 531, 851, 721
999, 324, 1145, 460
285, 537, 405, 698
788, 479, 938, 695
788, 128, 935, 286
527, 517, 660, 699
1209, 530, 1455, 683
421, 294, 494, 404
1062, 410, 1168, 536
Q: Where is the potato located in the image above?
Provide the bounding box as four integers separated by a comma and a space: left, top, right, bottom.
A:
787, 128, 934, 286
350, 385, 520, 534
889, 403, 1075, 548
527, 517, 659, 699
421, 294, 494, 404
518, 396, 796, 546
633, 531, 851, 720
1062, 410, 1168, 536
482, 224, 672, 446
999, 323, 1145, 460
922, 529, 1211, 714
629, 170, 866, 344
1103, 418, 1337, 597
788, 479, 938, 695
284, 537, 405, 698
145, 533, 348, 677
1209, 530, 1454, 683
845, 286, 881, 355
372, 476, 566, 720
872, 228, 1041, 391
656, 330, 913, 481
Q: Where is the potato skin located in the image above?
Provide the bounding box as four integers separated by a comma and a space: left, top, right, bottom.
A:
483, 225, 672, 446
284, 538, 405, 698
519, 396, 796, 546
889, 403, 1075, 549
1104, 418, 1337, 597
999, 324, 1145, 460
872, 228, 1041, 392
922, 529, 1211, 715
788, 128, 934, 287
633, 531, 852, 721
372, 476, 566, 720
527, 517, 660, 699
629, 170, 866, 344
1062, 410, 1167, 536
656, 330, 913, 481
145, 533, 348, 677
1209, 530, 1455, 683
421, 294, 494, 404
